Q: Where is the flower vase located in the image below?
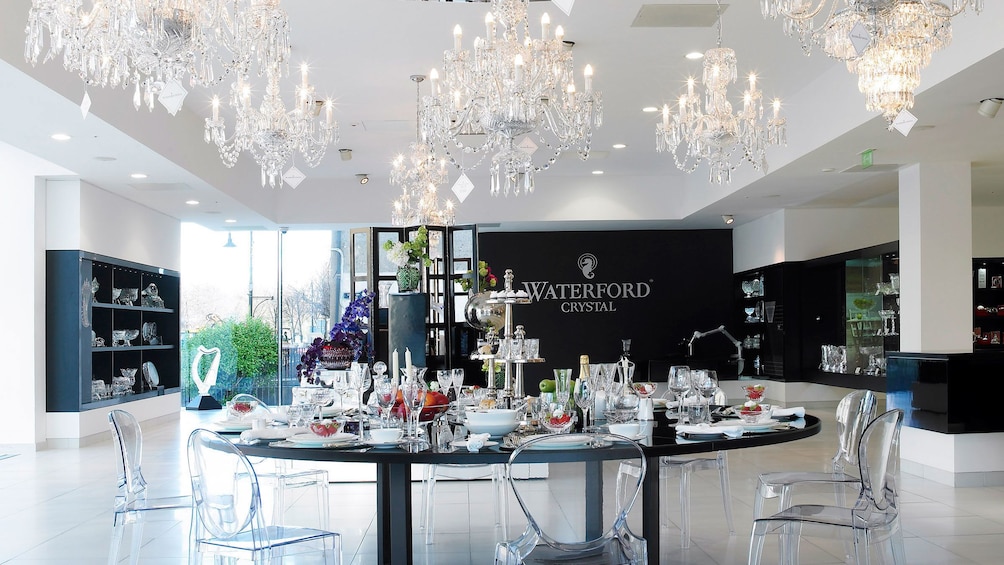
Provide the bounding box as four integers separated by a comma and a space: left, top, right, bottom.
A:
397, 265, 421, 292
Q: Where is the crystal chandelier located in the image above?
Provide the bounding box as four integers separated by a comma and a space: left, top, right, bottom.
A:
422, 0, 602, 197
656, 1, 787, 184
391, 76, 456, 227
761, 0, 982, 126
25, 0, 223, 112
204, 62, 338, 188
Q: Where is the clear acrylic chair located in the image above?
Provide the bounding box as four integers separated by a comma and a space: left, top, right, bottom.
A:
230, 393, 330, 529
748, 409, 906, 565
616, 387, 733, 549
186, 428, 342, 564
107, 409, 192, 565
753, 389, 877, 519
495, 433, 647, 564
422, 462, 508, 544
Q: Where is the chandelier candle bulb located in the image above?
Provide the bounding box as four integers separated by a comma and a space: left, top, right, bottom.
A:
301, 63, 309, 89
514, 55, 524, 85
663, 105, 670, 129
567, 83, 575, 105
486, 13, 495, 42
555, 25, 564, 42
212, 96, 219, 121
584, 65, 593, 92
749, 72, 757, 93
430, 69, 439, 95
541, 13, 550, 40
454, 25, 463, 52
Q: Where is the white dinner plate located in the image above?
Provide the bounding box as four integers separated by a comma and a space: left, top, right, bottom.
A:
269, 440, 360, 449
717, 419, 780, 432
452, 439, 499, 448
677, 431, 726, 440
214, 420, 252, 432
289, 432, 357, 446
521, 434, 593, 450
364, 438, 406, 448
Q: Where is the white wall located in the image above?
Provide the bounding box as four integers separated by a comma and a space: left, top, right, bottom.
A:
0, 145, 71, 447
733, 210, 786, 273
47, 179, 181, 271
973, 207, 1004, 258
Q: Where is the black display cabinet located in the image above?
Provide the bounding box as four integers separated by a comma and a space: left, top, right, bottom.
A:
734, 263, 801, 381
46, 251, 180, 411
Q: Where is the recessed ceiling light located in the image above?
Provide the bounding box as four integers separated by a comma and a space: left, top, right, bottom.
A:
50, 133, 71, 141
821, 168, 836, 173
592, 170, 604, 175
94, 156, 117, 162
642, 106, 659, 113
225, 218, 237, 223
612, 143, 627, 149
185, 200, 200, 206
130, 173, 148, 179
685, 52, 704, 60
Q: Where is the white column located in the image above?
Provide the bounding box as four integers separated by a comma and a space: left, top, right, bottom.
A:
898, 162, 973, 353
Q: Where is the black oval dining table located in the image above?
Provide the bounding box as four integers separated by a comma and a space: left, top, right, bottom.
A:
239, 414, 821, 565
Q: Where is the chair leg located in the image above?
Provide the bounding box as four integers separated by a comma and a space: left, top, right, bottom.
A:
890, 525, 907, 565
716, 452, 735, 535
108, 522, 125, 565
780, 521, 802, 565
680, 466, 692, 549
748, 522, 766, 565
424, 464, 438, 544
128, 521, 144, 565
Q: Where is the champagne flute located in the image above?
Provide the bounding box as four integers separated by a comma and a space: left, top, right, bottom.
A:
573, 377, 595, 431
553, 368, 573, 407
450, 368, 465, 407
666, 365, 692, 421
400, 378, 427, 442
436, 370, 452, 398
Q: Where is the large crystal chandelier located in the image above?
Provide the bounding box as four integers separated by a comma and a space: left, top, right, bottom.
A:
657, 1, 786, 185
25, 0, 222, 112
422, 0, 602, 197
391, 75, 456, 227
761, 0, 982, 126
204, 62, 338, 188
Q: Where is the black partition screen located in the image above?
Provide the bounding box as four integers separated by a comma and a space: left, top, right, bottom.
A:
479, 229, 734, 388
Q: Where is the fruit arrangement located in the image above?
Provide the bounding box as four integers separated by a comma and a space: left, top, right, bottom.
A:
743, 384, 766, 401
739, 400, 763, 415
309, 419, 341, 437
541, 406, 574, 433
389, 388, 450, 421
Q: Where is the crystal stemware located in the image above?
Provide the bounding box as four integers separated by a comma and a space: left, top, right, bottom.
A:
693, 369, 719, 421
573, 377, 595, 431
400, 377, 427, 442
745, 306, 756, 323
450, 368, 465, 407
373, 376, 398, 428
553, 368, 573, 407
666, 365, 692, 421
741, 279, 754, 298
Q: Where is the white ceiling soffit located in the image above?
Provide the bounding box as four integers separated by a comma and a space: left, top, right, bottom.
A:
631, 3, 727, 28
839, 164, 902, 174
127, 183, 195, 192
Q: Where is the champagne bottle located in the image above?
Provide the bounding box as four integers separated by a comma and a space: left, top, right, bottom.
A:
576, 354, 590, 430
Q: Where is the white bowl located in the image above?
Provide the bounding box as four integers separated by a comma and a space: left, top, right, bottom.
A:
370, 428, 404, 443
464, 420, 519, 437
465, 409, 519, 426
608, 422, 641, 437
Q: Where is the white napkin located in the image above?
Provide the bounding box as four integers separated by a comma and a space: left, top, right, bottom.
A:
664, 396, 702, 409
239, 427, 301, 443
676, 423, 743, 439
466, 433, 491, 452
771, 406, 805, 419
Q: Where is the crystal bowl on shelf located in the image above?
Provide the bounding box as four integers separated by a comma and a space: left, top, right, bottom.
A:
117, 288, 139, 305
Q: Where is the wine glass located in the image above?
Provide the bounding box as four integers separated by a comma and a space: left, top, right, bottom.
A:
450, 368, 465, 406
573, 377, 595, 431
666, 365, 692, 421
693, 369, 719, 422
400, 378, 427, 442
436, 370, 451, 398
373, 376, 397, 428
308, 388, 334, 421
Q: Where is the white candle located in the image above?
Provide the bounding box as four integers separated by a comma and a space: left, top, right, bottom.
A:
392, 348, 399, 386
662, 104, 670, 129
454, 89, 462, 111
748, 72, 757, 93
430, 68, 439, 96
678, 96, 687, 122
486, 12, 495, 45
211, 95, 219, 121
687, 77, 695, 98
541, 13, 550, 40
325, 100, 333, 126
405, 347, 413, 379
744, 92, 752, 115
566, 83, 575, 105
453, 24, 463, 52
583, 64, 593, 93
773, 98, 782, 120
514, 54, 523, 85
300, 63, 309, 89
555, 25, 564, 43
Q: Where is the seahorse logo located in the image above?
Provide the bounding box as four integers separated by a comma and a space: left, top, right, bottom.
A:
577, 253, 598, 279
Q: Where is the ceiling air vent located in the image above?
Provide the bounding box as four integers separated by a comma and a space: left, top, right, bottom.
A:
632, 3, 728, 28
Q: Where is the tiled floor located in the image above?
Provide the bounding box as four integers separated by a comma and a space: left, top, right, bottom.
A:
2, 408, 1004, 564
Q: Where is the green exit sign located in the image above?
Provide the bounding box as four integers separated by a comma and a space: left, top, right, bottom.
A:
861, 149, 874, 169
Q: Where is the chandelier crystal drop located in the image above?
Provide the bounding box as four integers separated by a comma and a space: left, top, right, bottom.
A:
656, 1, 786, 184
761, 0, 982, 126
204, 62, 338, 188
390, 75, 456, 227
421, 0, 602, 197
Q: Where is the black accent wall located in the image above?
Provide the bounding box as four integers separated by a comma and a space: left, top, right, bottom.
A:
480, 230, 735, 391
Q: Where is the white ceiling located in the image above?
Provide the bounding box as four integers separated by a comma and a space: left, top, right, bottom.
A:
2, 0, 1003, 233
